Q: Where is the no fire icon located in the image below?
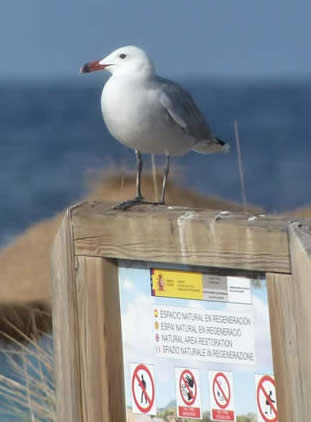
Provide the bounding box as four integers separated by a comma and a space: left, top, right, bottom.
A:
209, 370, 236, 422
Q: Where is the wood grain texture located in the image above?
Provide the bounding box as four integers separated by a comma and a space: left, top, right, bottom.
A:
71, 201, 291, 273
50, 209, 83, 422
267, 273, 300, 422
288, 221, 311, 421
75, 256, 126, 422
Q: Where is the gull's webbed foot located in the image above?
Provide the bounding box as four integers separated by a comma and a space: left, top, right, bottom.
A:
112, 197, 161, 211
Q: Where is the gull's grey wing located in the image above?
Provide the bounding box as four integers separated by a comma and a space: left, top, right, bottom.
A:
157, 77, 213, 141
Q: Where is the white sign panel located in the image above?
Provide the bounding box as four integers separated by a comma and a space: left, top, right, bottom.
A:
119, 264, 275, 422
203, 275, 252, 304
154, 305, 255, 364
227, 277, 252, 304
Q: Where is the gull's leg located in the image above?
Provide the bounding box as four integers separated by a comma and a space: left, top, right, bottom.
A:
135, 150, 143, 200
160, 154, 170, 205
113, 150, 156, 210
113, 151, 169, 210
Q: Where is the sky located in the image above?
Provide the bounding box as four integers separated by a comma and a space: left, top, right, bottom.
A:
1, 0, 311, 79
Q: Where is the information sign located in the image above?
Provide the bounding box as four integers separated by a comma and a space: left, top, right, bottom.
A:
119, 263, 275, 422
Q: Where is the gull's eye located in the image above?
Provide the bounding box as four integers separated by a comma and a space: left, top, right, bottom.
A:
120, 53, 126, 59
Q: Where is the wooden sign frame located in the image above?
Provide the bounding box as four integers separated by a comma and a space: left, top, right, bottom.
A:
51, 201, 311, 422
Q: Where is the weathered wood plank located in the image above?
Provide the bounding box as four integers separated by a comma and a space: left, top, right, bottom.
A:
267, 273, 300, 422
288, 221, 311, 421
50, 210, 83, 422
75, 256, 126, 422
71, 201, 291, 273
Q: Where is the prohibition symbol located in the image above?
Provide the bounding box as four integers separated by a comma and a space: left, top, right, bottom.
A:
176, 367, 202, 419
256, 375, 278, 422
209, 370, 235, 421
213, 372, 231, 409
179, 369, 197, 406
131, 364, 156, 415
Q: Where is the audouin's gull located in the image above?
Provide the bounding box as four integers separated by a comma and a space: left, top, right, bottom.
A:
81, 45, 229, 209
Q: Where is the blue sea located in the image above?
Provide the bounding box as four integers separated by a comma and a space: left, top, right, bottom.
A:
1, 77, 311, 246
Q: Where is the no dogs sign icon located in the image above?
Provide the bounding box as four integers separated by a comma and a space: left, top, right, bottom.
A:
256, 375, 278, 422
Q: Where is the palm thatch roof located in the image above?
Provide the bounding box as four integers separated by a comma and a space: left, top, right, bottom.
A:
0, 172, 263, 341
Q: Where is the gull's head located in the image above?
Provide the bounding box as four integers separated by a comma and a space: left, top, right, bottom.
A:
80, 46, 155, 78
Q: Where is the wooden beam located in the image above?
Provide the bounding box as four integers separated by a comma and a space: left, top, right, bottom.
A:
75, 256, 126, 422
288, 221, 311, 421
267, 273, 300, 422
71, 201, 291, 273
50, 210, 83, 422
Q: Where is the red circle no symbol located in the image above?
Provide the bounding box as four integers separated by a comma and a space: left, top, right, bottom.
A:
257, 375, 278, 422
213, 372, 231, 409
179, 369, 197, 406
132, 364, 155, 413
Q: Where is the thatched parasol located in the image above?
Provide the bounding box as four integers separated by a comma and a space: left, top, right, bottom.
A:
0, 172, 263, 341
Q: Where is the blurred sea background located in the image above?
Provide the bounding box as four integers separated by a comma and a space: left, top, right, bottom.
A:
1, 77, 311, 246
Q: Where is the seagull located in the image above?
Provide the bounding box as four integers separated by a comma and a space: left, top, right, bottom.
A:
81, 45, 229, 209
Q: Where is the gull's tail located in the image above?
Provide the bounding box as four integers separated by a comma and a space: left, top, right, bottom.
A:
193, 137, 230, 154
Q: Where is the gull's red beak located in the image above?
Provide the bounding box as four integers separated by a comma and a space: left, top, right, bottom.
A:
80, 60, 109, 74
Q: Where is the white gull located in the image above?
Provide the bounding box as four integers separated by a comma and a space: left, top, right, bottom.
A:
81, 45, 229, 209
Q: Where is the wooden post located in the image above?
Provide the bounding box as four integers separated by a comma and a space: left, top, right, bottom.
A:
71, 202, 290, 273
75, 256, 125, 422
50, 201, 311, 422
288, 221, 311, 420
51, 209, 83, 422
267, 273, 298, 422
51, 205, 126, 422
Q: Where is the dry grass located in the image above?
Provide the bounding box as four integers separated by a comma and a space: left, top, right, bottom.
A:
87, 170, 261, 211
0, 320, 55, 421
284, 205, 311, 218
0, 303, 51, 345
